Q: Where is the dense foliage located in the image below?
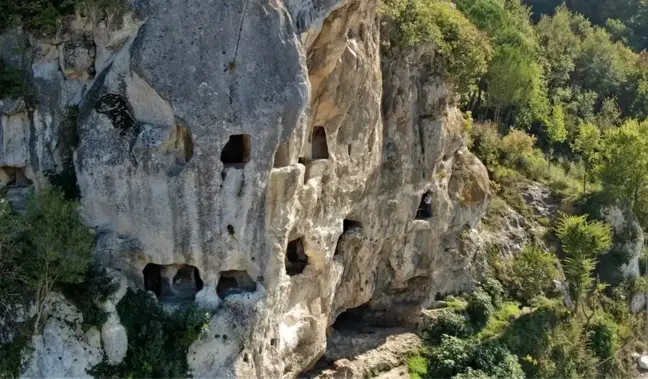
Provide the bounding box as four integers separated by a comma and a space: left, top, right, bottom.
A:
394, 2, 648, 378
91, 290, 210, 379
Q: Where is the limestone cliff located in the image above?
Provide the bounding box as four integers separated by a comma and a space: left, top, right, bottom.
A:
0, 0, 490, 377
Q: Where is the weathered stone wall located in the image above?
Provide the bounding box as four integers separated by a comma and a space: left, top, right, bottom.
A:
0, 0, 491, 377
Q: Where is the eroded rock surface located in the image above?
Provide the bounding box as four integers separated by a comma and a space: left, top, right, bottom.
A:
1, 0, 491, 377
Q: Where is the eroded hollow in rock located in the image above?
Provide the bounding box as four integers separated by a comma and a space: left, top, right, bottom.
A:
143, 263, 203, 303
416, 191, 433, 219
335, 219, 364, 257
221, 134, 251, 168
0, 167, 32, 188
343, 219, 363, 233
332, 303, 372, 330
311, 126, 329, 160
94, 94, 135, 135
285, 238, 308, 276
216, 270, 257, 299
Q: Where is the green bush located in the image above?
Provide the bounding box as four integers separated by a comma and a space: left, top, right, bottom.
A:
466, 287, 494, 330
480, 278, 504, 308
501, 129, 537, 165
424, 310, 472, 344
382, 0, 491, 94
420, 336, 524, 379
426, 335, 473, 378
507, 245, 560, 303
60, 265, 119, 329
91, 290, 211, 378
471, 123, 503, 169
587, 316, 619, 361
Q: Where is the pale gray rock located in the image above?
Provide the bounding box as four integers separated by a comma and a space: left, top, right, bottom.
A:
101, 314, 127, 364
21, 294, 103, 379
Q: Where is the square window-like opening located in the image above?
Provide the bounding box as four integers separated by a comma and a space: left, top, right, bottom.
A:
221, 134, 251, 167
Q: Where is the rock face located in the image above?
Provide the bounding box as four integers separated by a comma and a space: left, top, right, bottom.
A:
1, 0, 491, 377
21, 294, 103, 379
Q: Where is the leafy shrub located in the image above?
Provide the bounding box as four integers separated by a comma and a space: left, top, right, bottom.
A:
470, 340, 524, 379
501, 129, 536, 164
507, 245, 560, 303
470, 123, 502, 169
587, 316, 619, 360
408, 354, 429, 379
425, 335, 473, 378
382, 0, 492, 93
424, 310, 472, 344
422, 336, 524, 379
91, 290, 211, 378
480, 278, 504, 308
60, 265, 119, 329
466, 286, 494, 330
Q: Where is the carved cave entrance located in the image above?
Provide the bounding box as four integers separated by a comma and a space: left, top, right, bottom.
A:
311, 126, 329, 160
143, 263, 204, 303
221, 134, 251, 168
216, 270, 257, 299
285, 237, 308, 276
416, 191, 433, 219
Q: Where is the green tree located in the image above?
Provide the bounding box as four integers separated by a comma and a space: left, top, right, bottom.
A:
600, 119, 648, 206
546, 102, 567, 168
382, 0, 492, 94
571, 122, 601, 191
21, 190, 95, 332
555, 214, 612, 320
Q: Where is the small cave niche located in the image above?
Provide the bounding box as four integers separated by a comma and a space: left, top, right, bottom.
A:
343, 219, 363, 233
311, 126, 329, 160
94, 94, 135, 135
335, 219, 364, 257
285, 237, 308, 276
1, 167, 32, 188
216, 270, 257, 299
332, 303, 372, 330
143, 263, 203, 303
415, 191, 433, 220
273, 141, 290, 168
221, 134, 251, 168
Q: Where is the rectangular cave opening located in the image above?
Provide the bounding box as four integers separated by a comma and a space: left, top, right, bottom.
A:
221, 134, 251, 168
143, 263, 203, 303
285, 237, 308, 276
415, 191, 433, 219
216, 270, 257, 299
311, 126, 329, 160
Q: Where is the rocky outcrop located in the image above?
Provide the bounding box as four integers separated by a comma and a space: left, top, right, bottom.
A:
1, 0, 491, 377
21, 294, 103, 379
